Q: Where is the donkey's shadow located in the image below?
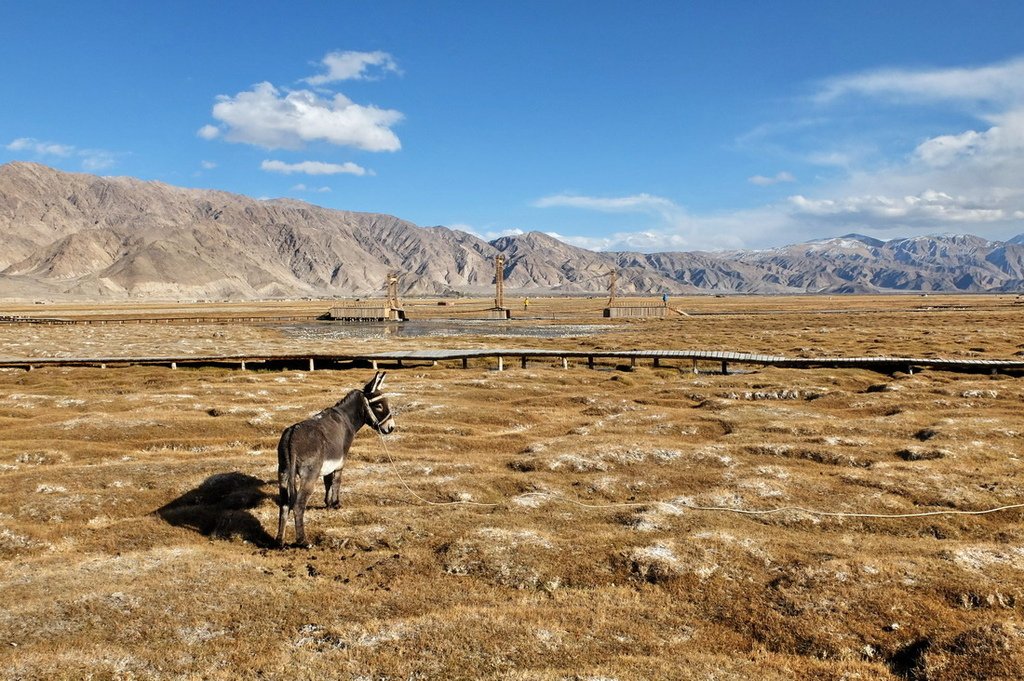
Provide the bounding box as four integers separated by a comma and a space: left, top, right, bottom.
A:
155, 472, 276, 548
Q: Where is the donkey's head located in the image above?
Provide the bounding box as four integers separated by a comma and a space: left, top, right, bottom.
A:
362, 371, 395, 434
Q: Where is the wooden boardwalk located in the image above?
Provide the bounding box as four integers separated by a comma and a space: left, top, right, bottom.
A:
1, 348, 1022, 375
0, 314, 321, 326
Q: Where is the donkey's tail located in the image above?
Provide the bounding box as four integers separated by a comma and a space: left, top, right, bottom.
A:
276, 426, 296, 546
279, 426, 298, 507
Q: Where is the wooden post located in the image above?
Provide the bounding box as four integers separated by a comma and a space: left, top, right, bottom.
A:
462, 357, 469, 369
630, 357, 636, 367
588, 356, 594, 369
241, 361, 246, 371
494, 255, 506, 309
308, 358, 315, 372
692, 358, 698, 374
497, 356, 504, 372
561, 357, 568, 370
521, 356, 528, 368
653, 357, 660, 368
372, 360, 378, 370
721, 361, 728, 375
397, 359, 404, 368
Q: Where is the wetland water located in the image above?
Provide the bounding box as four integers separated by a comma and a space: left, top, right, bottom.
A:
279, 319, 622, 341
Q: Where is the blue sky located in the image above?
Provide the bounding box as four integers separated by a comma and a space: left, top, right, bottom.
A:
4, 1, 1024, 251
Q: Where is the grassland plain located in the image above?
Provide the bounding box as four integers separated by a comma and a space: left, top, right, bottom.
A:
0, 295, 1022, 680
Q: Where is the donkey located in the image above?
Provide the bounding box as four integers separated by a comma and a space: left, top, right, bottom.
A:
276, 372, 395, 547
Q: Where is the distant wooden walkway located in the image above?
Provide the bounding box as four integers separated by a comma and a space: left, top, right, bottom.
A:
1, 348, 1022, 375
0, 314, 321, 326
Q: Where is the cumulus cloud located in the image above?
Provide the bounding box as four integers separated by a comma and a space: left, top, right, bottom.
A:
305, 50, 400, 85
748, 171, 796, 186
789, 190, 1008, 225
205, 81, 402, 152
260, 159, 369, 176
197, 124, 220, 140
6, 137, 118, 171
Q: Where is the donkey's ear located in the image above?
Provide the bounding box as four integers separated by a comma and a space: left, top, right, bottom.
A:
364, 371, 386, 393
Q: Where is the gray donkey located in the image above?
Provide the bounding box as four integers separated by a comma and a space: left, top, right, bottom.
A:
276, 372, 395, 547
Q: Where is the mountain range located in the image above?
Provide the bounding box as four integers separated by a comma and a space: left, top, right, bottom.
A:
1, 162, 1023, 301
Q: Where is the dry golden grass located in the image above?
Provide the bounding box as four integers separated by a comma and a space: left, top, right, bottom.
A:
0, 295, 1022, 679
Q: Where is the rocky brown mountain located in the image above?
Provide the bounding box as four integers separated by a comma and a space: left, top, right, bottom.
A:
0, 162, 1022, 300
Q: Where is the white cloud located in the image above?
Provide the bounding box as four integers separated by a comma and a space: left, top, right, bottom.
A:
205, 82, 401, 152
804, 150, 860, 168
748, 171, 796, 186
197, 124, 221, 140
291, 183, 332, 193
911, 108, 1024, 173
305, 50, 400, 86
7, 137, 74, 156
788, 190, 1007, 225
814, 56, 1024, 106
483, 227, 525, 240
200, 160, 217, 169
533, 193, 688, 229
534, 192, 677, 214
533, 192, 771, 251
6, 137, 118, 171
79, 150, 116, 171
260, 159, 369, 176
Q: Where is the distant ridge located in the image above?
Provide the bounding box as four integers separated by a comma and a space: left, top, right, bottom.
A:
1, 162, 1023, 300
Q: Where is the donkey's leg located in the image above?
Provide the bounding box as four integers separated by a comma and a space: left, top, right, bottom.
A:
324, 471, 342, 509
276, 481, 289, 547
293, 473, 317, 547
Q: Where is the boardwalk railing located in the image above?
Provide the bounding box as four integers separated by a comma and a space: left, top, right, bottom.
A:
1, 348, 1022, 375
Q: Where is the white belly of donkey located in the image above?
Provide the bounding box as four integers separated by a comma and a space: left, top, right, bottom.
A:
319, 457, 344, 476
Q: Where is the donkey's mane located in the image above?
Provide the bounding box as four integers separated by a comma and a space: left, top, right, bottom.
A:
334, 389, 364, 410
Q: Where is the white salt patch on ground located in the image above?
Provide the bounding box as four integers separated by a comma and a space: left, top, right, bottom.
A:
178, 623, 226, 646
947, 545, 1024, 572
475, 527, 553, 549
511, 493, 549, 508
739, 478, 786, 499
548, 454, 607, 472
0, 527, 49, 551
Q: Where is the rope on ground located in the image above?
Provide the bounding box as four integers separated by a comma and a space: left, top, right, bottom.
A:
375, 432, 1024, 520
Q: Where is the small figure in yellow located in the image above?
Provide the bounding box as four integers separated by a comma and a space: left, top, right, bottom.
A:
523, 297, 530, 311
